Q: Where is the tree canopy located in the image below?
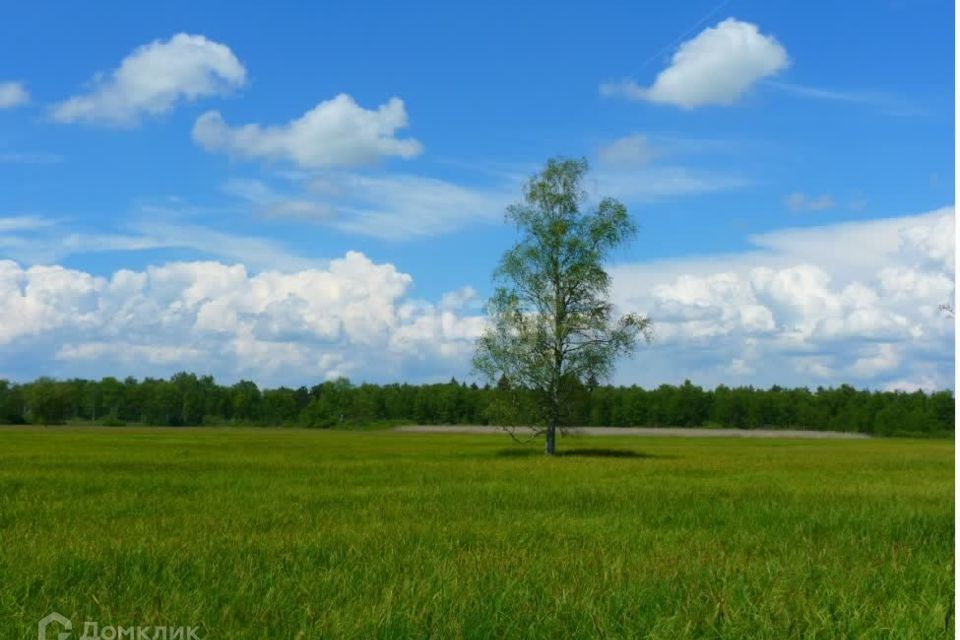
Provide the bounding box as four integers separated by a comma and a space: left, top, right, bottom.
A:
0, 374, 952, 438
473, 157, 651, 453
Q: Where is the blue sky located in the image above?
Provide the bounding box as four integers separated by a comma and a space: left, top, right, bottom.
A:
0, 1, 954, 390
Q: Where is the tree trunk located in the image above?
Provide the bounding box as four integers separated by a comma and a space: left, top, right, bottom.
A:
545, 424, 556, 455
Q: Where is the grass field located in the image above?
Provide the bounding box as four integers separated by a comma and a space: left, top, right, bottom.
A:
0, 427, 953, 638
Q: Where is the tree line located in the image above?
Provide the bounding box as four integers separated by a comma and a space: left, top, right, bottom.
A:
0, 374, 952, 437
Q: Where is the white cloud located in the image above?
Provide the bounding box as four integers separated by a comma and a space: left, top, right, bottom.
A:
589, 166, 750, 203
597, 134, 657, 168
51, 33, 246, 126
193, 94, 422, 168
1, 202, 951, 391
785, 192, 835, 211
601, 18, 788, 109
0, 252, 484, 385
214, 126, 747, 241
0, 82, 29, 108
0, 212, 322, 272
58, 342, 205, 366
440, 286, 479, 311
224, 172, 511, 240
321, 172, 506, 238
879, 266, 953, 301
592, 133, 752, 203
727, 358, 754, 376
222, 154, 746, 240
0, 215, 57, 232
263, 199, 337, 222
884, 376, 940, 393
850, 343, 899, 378
129, 220, 323, 271
768, 81, 919, 116
611, 207, 955, 390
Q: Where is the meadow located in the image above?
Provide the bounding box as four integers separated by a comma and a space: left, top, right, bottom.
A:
0, 427, 953, 638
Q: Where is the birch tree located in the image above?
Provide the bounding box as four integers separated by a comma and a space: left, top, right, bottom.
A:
473, 157, 651, 455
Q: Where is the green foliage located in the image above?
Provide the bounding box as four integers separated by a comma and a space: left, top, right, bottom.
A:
0, 428, 952, 638
0, 374, 953, 436
0, 380, 25, 424
473, 158, 650, 448
24, 377, 70, 424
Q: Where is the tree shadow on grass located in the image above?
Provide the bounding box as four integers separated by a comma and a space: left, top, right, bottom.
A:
495, 447, 660, 459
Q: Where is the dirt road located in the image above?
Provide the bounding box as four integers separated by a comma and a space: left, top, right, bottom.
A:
393, 425, 871, 439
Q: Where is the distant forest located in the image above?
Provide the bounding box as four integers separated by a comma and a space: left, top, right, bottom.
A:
0, 374, 953, 437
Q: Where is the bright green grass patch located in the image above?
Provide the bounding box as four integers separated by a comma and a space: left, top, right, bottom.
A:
0, 427, 953, 639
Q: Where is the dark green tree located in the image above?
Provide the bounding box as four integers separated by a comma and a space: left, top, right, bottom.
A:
230, 380, 262, 423
0, 380, 25, 423
25, 377, 69, 424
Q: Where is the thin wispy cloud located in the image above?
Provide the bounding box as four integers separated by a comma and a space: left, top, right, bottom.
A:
0, 207, 321, 272
0, 215, 58, 232
784, 192, 835, 212
222, 152, 749, 242
0, 81, 29, 109
597, 134, 657, 168
768, 81, 921, 115
0, 151, 64, 164
596, 132, 760, 171
590, 166, 751, 203
224, 173, 511, 241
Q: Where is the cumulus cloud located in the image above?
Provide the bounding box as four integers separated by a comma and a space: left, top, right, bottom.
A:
727, 358, 754, 376
51, 34, 246, 126
193, 94, 422, 167
884, 376, 940, 393
0, 252, 484, 385
0, 208, 951, 391
0, 82, 29, 108
601, 18, 788, 108
440, 286, 479, 311
850, 343, 900, 378
611, 207, 955, 390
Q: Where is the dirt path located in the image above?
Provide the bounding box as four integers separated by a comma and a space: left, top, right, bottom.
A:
393, 425, 871, 439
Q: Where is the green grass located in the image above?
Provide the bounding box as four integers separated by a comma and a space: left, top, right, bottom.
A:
0, 427, 953, 639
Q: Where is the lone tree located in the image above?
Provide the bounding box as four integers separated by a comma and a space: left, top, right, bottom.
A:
474, 157, 651, 455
